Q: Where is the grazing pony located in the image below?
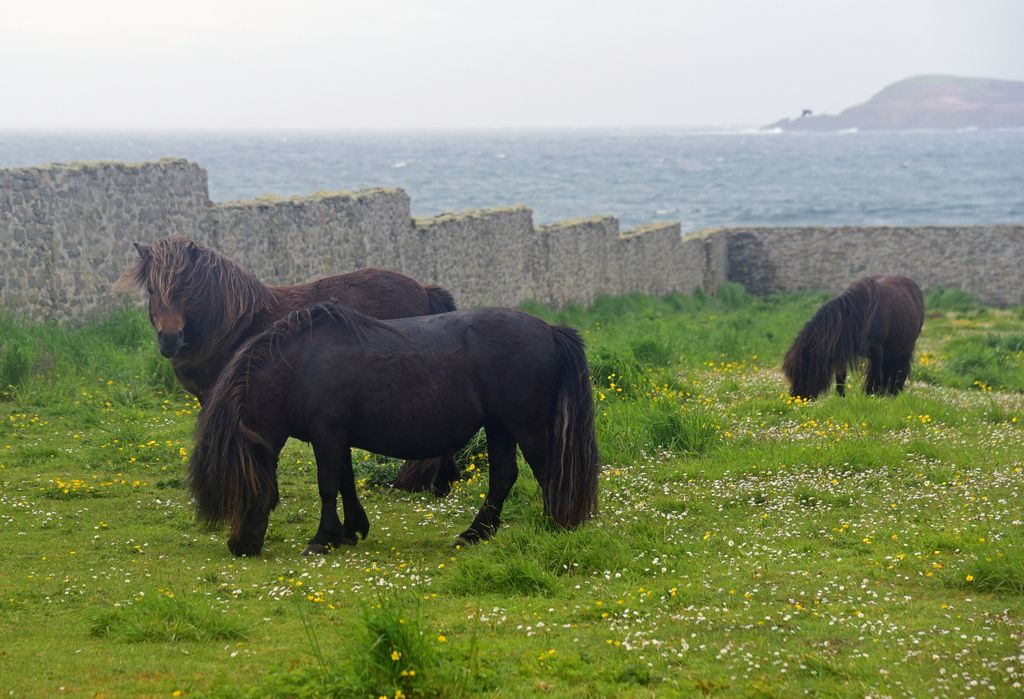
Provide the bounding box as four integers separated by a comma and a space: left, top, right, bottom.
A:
782, 275, 924, 399
187, 304, 600, 557
115, 236, 459, 494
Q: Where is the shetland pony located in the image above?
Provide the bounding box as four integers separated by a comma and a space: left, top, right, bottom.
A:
782, 275, 924, 399
115, 236, 459, 494
187, 304, 600, 557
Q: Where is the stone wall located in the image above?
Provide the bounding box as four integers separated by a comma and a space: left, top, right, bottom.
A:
0, 158, 1022, 321
722, 226, 1024, 306
0, 159, 207, 319
203, 189, 413, 285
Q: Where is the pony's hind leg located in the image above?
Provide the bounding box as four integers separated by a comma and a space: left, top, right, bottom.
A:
882, 352, 913, 395
336, 447, 370, 542
303, 437, 369, 555
457, 423, 518, 545
835, 367, 847, 397
865, 346, 885, 395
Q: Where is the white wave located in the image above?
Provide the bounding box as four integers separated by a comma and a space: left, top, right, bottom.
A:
392, 161, 407, 168
835, 127, 859, 134
739, 127, 783, 135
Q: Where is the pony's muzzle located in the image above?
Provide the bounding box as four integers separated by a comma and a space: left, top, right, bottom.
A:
157, 329, 185, 357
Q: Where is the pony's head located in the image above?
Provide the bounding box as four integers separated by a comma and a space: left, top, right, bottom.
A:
782, 340, 833, 400
114, 237, 273, 361
128, 240, 193, 357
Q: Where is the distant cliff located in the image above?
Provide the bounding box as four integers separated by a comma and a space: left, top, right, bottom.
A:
770, 75, 1024, 132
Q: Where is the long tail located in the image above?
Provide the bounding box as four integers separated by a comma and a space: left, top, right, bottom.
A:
782, 278, 881, 399
187, 348, 275, 537
545, 326, 600, 528
392, 456, 459, 495
425, 285, 457, 314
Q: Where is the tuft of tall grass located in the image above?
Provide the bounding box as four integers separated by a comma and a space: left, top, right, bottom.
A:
89, 590, 247, 643
450, 522, 634, 591
88, 307, 155, 350
947, 557, 1024, 594
589, 348, 648, 398
0, 307, 185, 400
0, 338, 34, 391
925, 286, 977, 312
597, 398, 718, 466
0, 312, 45, 392
630, 337, 676, 367
938, 335, 1024, 391
714, 281, 755, 309
256, 594, 484, 698
356, 595, 444, 695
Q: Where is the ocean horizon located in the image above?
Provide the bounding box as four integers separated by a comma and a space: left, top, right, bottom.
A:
2, 128, 1022, 231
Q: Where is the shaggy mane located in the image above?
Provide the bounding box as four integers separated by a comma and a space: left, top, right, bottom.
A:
115, 237, 275, 364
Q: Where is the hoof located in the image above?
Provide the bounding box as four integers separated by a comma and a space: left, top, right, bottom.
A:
228, 541, 262, 557
301, 543, 329, 556
455, 530, 483, 546
340, 525, 367, 545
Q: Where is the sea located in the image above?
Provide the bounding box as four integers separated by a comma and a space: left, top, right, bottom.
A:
1, 129, 1022, 231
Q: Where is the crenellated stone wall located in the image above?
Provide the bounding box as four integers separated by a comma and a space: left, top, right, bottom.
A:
0, 159, 207, 318
721, 226, 1024, 304
0, 158, 1021, 322
203, 189, 413, 284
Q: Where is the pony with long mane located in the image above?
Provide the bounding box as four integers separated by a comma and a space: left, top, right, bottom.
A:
115, 236, 459, 494
782, 275, 924, 399
187, 303, 601, 557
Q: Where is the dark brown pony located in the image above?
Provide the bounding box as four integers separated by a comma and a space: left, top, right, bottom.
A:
782, 275, 924, 399
115, 236, 459, 494
187, 304, 601, 557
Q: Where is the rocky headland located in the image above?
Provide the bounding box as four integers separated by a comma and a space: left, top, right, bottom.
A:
769, 75, 1024, 131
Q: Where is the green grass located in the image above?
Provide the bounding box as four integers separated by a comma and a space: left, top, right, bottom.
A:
1, 289, 1024, 697
89, 589, 249, 643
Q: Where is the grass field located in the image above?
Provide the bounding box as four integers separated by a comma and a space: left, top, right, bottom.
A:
2, 285, 1023, 697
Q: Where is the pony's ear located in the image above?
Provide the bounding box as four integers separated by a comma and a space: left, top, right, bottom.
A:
185, 240, 201, 263
114, 242, 150, 292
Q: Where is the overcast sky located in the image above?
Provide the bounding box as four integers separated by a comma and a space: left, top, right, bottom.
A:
2, 0, 1022, 130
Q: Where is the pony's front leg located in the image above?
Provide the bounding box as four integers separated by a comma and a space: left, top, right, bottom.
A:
458, 424, 518, 544
336, 447, 369, 543
227, 466, 279, 557
835, 368, 847, 397
302, 438, 367, 555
